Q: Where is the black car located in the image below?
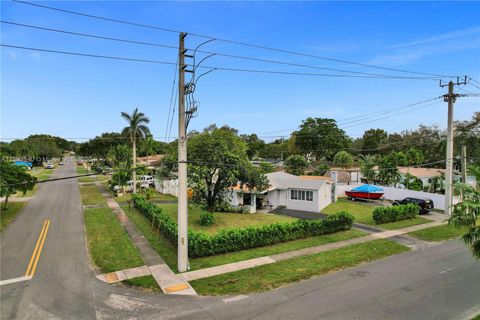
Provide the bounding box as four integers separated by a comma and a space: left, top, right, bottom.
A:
392, 197, 434, 214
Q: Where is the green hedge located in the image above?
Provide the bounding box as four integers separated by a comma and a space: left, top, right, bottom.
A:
372, 203, 419, 224
132, 195, 354, 257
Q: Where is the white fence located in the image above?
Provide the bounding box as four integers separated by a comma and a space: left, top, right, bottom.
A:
336, 183, 457, 211
155, 178, 178, 197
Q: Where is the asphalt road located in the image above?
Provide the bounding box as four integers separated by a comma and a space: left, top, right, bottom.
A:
1, 161, 479, 319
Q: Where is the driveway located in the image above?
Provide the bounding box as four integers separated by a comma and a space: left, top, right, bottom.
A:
271, 207, 328, 220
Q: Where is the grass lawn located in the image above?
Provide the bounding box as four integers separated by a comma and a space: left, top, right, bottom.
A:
377, 217, 432, 230
84, 207, 144, 273
0, 202, 26, 232
190, 239, 409, 295
409, 224, 468, 241
78, 176, 95, 183
122, 205, 366, 272
76, 166, 90, 175
122, 275, 161, 293
323, 199, 376, 224
80, 185, 107, 206
323, 199, 431, 230
157, 203, 295, 235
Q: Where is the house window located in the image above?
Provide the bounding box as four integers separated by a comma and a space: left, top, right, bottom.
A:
290, 189, 313, 202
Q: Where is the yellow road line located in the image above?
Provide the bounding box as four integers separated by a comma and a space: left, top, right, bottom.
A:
25, 221, 48, 276
25, 220, 50, 277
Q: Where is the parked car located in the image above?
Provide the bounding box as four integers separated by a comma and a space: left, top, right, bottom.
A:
59, 161, 64, 165
392, 197, 434, 214
139, 175, 155, 187
45, 163, 55, 169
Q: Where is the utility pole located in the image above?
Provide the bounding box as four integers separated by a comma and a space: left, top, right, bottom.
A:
462, 145, 467, 183
177, 32, 188, 272
440, 76, 467, 216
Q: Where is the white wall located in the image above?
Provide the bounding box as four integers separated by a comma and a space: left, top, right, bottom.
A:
155, 178, 178, 197
380, 187, 458, 211
286, 189, 320, 212
336, 183, 363, 196
318, 183, 332, 211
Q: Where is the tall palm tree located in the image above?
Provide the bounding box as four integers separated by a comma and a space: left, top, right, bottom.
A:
121, 108, 150, 193
449, 165, 480, 258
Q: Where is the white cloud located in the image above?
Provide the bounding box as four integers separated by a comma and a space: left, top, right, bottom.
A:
388, 26, 480, 49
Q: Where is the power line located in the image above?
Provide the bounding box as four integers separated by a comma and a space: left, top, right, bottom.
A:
1, 20, 443, 79
12, 0, 454, 79
1, 44, 177, 66
165, 57, 178, 142
2, 44, 440, 80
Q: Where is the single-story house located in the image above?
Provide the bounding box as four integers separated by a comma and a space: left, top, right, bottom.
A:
229, 172, 332, 213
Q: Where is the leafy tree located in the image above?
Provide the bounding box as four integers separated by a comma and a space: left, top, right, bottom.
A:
285, 155, 308, 175
377, 152, 402, 186
333, 151, 353, 169
78, 132, 125, 159
0, 161, 36, 209
358, 154, 376, 183
405, 148, 425, 166
107, 144, 132, 192
312, 163, 330, 176
258, 139, 289, 159
164, 126, 268, 211
293, 117, 350, 160
140, 135, 156, 168
454, 112, 480, 166
259, 162, 276, 174
403, 173, 423, 191
121, 108, 150, 194
361, 128, 388, 152
241, 134, 265, 159
449, 165, 480, 258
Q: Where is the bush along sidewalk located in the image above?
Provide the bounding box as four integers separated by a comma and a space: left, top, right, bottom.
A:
132, 195, 354, 258
372, 203, 418, 224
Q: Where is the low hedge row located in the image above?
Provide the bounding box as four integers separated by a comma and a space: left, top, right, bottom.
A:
372, 203, 419, 224
132, 195, 355, 258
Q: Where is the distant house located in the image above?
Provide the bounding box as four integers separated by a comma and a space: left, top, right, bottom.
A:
325, 167, 363, 185
229, 172, 332, 213
137, 154, 164, 169
398, 167, 445, 185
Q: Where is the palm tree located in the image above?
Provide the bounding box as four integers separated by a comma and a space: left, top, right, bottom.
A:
141, 135, 156, 170
449, 165, 480, 258
121, 108, 150, 193
358, 154, 376, 183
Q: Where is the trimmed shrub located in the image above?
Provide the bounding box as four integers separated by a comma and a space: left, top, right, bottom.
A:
199, 211, 216, 226
132, 195, 355, 257
372, 203, 419, 224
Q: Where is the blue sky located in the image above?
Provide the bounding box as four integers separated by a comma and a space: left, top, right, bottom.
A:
1, 1, 479, 143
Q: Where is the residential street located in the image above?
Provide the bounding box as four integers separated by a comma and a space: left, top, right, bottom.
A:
1, 162, 479, 320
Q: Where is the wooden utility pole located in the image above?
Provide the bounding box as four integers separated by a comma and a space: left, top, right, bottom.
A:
177, 32, 188, 272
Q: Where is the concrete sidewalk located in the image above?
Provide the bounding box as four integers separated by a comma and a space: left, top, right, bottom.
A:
180, 220, 444, 282
95, 182, 196, 295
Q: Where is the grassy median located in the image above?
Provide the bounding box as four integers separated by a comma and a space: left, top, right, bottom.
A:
409, 224, 468, 241
0, 202, 26, 232
123, 275, 161, 292
80, 185, 107, 206
84, 207, 144, 273
122, 205, 366, 272
190, 239, 409, 295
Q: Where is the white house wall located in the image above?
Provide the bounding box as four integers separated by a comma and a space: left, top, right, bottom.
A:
318, 184, 332, 211
286, 189, 320, 212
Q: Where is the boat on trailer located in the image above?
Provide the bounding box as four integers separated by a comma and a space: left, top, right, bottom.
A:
345, 184, 384, 201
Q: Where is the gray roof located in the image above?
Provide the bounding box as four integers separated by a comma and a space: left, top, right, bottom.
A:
266, 172, 326, 191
